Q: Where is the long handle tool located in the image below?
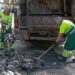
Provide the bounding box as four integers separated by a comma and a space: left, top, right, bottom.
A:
33, 44, 55, 62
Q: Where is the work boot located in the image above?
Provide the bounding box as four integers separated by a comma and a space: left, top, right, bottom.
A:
66, 56, 75, 63
72, 56, 75, 62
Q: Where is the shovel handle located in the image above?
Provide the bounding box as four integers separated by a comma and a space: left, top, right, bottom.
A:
38, 44, 55, 59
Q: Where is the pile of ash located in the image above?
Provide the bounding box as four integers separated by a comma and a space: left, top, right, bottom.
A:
0, 49, 42, 75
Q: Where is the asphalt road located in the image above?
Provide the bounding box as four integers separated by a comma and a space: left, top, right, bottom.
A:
15, 40, 75, 75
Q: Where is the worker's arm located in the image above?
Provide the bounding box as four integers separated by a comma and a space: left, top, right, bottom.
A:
56, 20, 66, 42
56, 33, 63, 42
6, 14, 12, 30
7, 14, 12, 24
0, 11, 2, 18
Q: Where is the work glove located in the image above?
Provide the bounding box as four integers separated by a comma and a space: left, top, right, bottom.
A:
63, 33, 67, 38
52, 41, 59, 47
54, 41, 64, 47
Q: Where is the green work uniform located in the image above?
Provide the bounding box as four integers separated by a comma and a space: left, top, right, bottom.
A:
59, 20, 73, 33
0, 11, 14, 50
64, 28, 75, 50
59, 20, 75, 57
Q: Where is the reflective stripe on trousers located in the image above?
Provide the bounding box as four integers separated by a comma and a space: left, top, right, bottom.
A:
0, 42, 4, 48
63, 50, 75, 57
54, 41, 75, 57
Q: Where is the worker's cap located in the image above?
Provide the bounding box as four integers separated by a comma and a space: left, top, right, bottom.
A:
4, 5, 10, 10
2, 5, 10, 12
55, 16, 62, 23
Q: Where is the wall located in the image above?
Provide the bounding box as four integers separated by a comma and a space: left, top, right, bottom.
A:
72, 0, 75, 16
29, 0, 61, 14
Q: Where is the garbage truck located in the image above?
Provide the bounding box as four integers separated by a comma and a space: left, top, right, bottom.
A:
19, 0, 74, 41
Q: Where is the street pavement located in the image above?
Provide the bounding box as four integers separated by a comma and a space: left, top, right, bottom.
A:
15, 39, 75, 75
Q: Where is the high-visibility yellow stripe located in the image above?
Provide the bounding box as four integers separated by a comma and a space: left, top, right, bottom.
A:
63, 50, 75, 57
0, 42, 4, 48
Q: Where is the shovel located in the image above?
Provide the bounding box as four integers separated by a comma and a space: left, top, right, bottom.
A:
33, 44, 55, 63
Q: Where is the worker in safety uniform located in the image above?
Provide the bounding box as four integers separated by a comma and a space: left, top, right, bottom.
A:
54, 17, 75, 62
0, 6, 15, 51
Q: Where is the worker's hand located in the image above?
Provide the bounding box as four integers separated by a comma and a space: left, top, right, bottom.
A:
55, 40, 65, 47
63, 33, 67, 38
52, 41, 58, 46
